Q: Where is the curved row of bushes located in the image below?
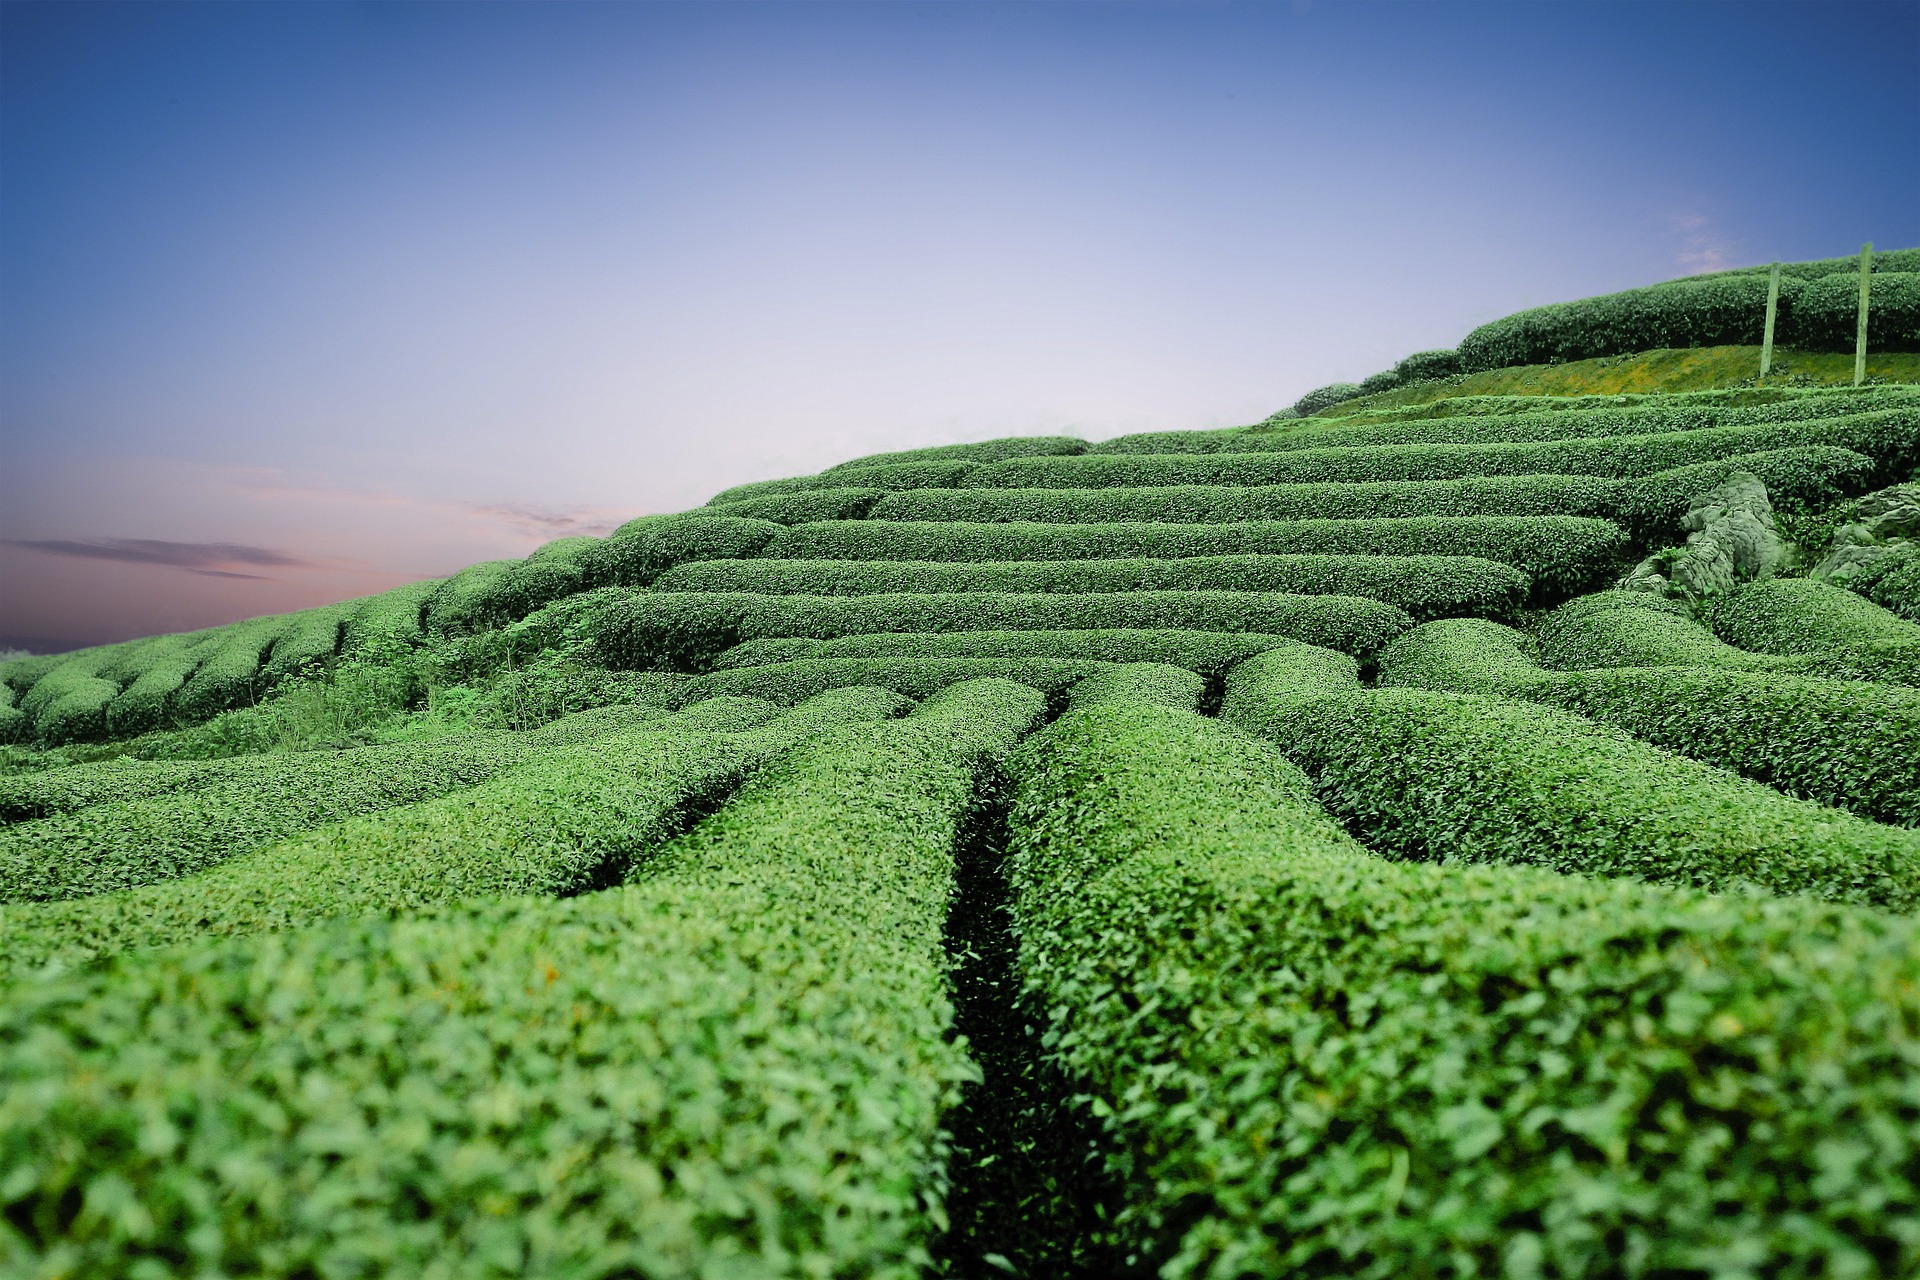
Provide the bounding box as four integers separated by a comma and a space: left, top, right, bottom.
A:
655, 553, 1531, 621
1220, 646, 1920, 909
1379, 618, 1920, 826
1456, 263, 1920, 372
0, 678, 1046, 1277
0, 701, 768, 906
0, 688, 908, 976
591, 589, 1415, 673
1003, 694, 1920, 1277
1536, 591, 1920, 686
1713, 576, 1920, 654
774, 515, 1624, 591
712, 626, 1352, 677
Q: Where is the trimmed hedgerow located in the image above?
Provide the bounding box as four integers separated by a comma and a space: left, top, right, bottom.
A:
423, 559, 523, 635
876, 475, 1628, 524
0, 685, 22, 744
712, 628, 1320, 677
685, 658, 1112, 709
966, 411, 1919, 490
1062, 662, 1202, 713
0, 701, 775, 906
260, 604, 349, 686
706, 459, 979, 506
1380, 618, 1920, 827
593, 590, 1415, 673
0, 689, 908, 975
1538, 593, 1774, 670
1291, 382, 1362, 417
577, 513, 781, 588
769, 516, 1623, 592
1458, 273, 1792, 371
1091, 386, 1920, 456
0, 755, 241, 825
343, 579, 440, 651
104, 633, 224, 738
468, 660, 695, 731
1791, 271, 1920, 351
689, 487, 887, 525
1221, 646, 1920, 908
0, 679, 1043, 1277
824, 435, 1088, 472
1451, 261, 1920, 372
656, 553, 1529, 621
1615, 446, 1875, 528
170, 618, 282, 724
1847, 540, 1920, 620
0, 651, 67, 698
1537, 592, 1920, 686
19, 664, 123, 746
1003, 696, 1920, 1278
1316, 382, 1914, 429
1714, 576, 1920, 654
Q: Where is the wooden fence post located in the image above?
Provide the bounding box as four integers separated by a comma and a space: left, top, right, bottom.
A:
1855, 242, 1873, 386
1760, 262, 1781, 378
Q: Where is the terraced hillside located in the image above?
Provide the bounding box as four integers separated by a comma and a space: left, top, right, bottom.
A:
4, 259, 1920, 1277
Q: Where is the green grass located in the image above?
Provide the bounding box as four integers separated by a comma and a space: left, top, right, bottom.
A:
1317, 346, 1920, 417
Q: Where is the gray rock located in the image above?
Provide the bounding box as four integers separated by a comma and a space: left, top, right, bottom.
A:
1623, 471, 1790, 600
1811, 483, 1920, 585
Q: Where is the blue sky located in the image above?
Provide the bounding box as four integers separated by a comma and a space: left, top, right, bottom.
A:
3, 0, 1916, 648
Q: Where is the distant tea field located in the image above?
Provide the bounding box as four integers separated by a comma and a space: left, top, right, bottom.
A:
4, 251, 1919, 1278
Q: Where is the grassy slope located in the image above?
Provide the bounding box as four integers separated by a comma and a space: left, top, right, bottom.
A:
1319, 345, 1920, 418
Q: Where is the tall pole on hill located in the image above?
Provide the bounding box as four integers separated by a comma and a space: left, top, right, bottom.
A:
1760, 262, 1781, 378
1855, 242, 1873, 386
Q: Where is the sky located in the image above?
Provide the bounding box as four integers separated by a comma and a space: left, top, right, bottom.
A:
2, 0, 1916, 650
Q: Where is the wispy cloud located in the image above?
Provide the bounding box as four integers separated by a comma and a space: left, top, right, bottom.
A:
1671, 211, 1735, 274
1, 537, 318, 580
209, 464, 635, 542
468, 503, 630, 539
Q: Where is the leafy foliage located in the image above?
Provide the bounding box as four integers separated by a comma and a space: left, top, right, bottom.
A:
0, 681, 1043, 1278
767, 515, 1624, 591
1380, 617, 1920, 826
593, 589, 1414, 672
1222, 646, 1920, 908
0, 690, 907, 974
656, 552, 1530, 620
0, 701, 778, 905
1005, 696, 1920, 1278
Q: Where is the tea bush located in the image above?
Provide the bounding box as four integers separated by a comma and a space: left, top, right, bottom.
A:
1090, 385, 1918, 455
711, 627, 1319, 677
1538, 591, 1920, 685
655, 552, 1530, 620
0, 701, 777, 905
768, 515, 1624, 591
690, 486, 886, 524
0, 689, 907, 974
593, 589, 1414, 672
1714, 576, 1920, 653
1004, 697, 1920, 1278
1379, 617, 1920, 826
823, 434, 1087, 471
576, 513, 780, 587
706, 459, 979, 505
1221, 646, 1920, 908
